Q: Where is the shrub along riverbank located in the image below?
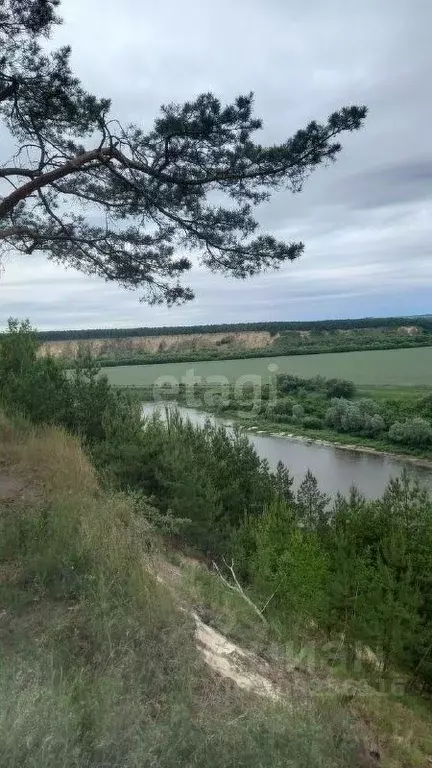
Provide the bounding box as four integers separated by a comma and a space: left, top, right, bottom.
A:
2, 320, 432, 715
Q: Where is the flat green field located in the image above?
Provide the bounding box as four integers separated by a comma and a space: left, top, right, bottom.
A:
103, 345, 432, 388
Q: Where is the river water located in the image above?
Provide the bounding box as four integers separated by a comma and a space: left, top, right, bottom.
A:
141, 403, 432, 498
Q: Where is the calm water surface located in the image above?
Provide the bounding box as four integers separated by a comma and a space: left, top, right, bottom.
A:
141, 403, 432, 498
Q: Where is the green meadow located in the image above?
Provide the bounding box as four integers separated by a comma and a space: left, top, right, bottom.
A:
103, 345, 432, 388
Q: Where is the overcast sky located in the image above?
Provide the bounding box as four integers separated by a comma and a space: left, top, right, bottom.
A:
1, 0, 431, 330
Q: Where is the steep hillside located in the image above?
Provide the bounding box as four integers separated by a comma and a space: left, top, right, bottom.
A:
0, 414, 358, 767
1, 414, 432, 766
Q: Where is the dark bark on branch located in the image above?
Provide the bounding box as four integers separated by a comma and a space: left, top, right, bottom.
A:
0, 167, 37, 178
0, 148, 111, 218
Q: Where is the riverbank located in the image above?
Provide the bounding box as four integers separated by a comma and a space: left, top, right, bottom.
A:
240, 422, 432, 469
141, 400, 432, 498
136, 390, 432, 469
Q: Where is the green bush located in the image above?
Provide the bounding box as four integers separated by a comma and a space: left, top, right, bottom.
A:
389, 417, 432, 448
325, 397, 384, 438
272, 413, 294, 424
292, 403, 305, 422
325, 398, 348, 429
250, 496, 329, 629
419, 393, 432, 419
269, 397, 294, 417
324, 378, 356, 399
302, 416, 324, 429
340, 404, 364, 433
357, 398, 381, 416
365, 413, 386, 437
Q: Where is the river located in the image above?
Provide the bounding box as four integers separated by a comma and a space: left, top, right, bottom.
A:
141, 403, 432, 498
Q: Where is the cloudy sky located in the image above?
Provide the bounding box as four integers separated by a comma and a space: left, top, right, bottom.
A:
1, 0, 431, 330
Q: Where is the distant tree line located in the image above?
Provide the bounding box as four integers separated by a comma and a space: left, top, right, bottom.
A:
33, 315, 432, 343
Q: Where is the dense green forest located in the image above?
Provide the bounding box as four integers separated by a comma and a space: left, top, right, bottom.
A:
2, 319, 432, 697
34, 314, 432, 342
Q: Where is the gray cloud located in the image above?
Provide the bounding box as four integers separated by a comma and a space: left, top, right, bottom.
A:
1, 0, 431, 329
329, 159, 432, 211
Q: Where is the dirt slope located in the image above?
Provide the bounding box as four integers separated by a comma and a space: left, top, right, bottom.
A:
39, 330, 275, 359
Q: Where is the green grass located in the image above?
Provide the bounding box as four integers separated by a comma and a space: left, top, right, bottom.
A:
358, 384, 430, 401
102, 346, 432, 388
